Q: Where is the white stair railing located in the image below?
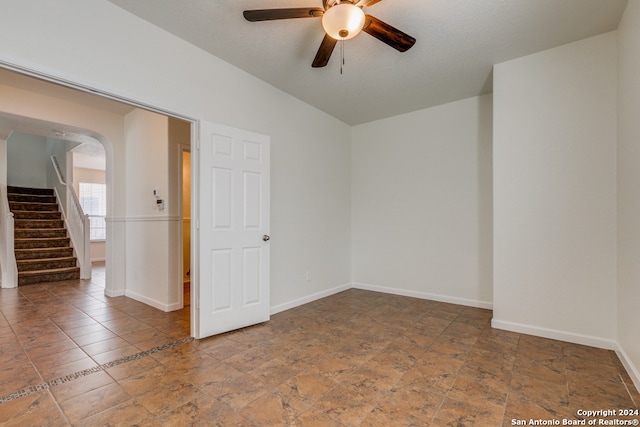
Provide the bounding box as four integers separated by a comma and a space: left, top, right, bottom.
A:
0, 184, 18, 288
50, 156, 91, 279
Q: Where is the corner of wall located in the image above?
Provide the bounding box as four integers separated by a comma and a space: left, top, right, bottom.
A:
616, 345, 640, 395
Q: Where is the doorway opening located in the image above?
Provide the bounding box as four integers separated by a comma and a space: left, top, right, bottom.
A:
0, 66, 196, 336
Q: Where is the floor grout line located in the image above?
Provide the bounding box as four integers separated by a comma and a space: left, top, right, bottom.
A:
0, 336, 194, 404
621, 372, 639, 407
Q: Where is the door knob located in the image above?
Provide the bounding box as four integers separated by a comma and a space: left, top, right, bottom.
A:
262, 235, 270, 242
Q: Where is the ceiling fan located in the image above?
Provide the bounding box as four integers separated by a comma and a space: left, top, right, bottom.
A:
243, 0, 416, 68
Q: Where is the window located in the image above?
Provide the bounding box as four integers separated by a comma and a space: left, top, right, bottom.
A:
79, 182, 106, 241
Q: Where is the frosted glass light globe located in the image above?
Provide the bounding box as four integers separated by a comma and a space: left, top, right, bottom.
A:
322, 3, 365, 40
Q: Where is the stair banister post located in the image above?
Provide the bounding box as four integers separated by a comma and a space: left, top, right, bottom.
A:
0, 184, 18, 288
6, 211, 17, 287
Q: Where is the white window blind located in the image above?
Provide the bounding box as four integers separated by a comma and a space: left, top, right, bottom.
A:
79, 182, 106, 241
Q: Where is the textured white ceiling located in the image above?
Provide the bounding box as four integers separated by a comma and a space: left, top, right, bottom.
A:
72, 1, 639, 124
105, 0, 629, 125
106, 0, 627, 125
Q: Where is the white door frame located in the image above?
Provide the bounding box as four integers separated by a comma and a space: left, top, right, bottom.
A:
177, 142, 191, 309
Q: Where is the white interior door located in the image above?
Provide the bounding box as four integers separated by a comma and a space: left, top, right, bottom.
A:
194, 121, 270, 339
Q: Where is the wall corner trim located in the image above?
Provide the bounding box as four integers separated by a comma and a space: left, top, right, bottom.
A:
616, 344, 640, 396
104, 288, 124, 298
270, 283, 351, 315
491, 318, 617, 350
125, 289, 173, 312
491, 319, 640, 392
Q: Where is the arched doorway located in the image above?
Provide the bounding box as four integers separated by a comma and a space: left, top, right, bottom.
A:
0, 111, 114, 290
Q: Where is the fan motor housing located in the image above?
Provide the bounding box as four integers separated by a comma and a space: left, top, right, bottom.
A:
324, 0, 358, 10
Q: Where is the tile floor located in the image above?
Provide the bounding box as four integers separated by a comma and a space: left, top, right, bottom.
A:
0, 266, 638, 426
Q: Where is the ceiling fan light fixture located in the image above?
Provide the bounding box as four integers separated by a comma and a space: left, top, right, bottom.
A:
322, 3, 365, 40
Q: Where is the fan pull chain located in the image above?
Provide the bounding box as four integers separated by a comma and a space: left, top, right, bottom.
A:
340, 39, 345, 75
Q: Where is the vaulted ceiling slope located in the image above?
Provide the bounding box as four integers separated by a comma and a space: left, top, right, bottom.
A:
107, 0, 628, 125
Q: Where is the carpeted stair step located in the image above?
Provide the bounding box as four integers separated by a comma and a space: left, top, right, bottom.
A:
11, 210, 62, 220
14, 237, 70, 250
9, 201, 58, 212
8, 193, 57, 204
7, 186, 54, 196
8, 185, 81, 286
14, 228, 67, 239
17, 257, 77, 272
14, 247, 74, 260
14, 219, 64, 229
18, 266, 80, 286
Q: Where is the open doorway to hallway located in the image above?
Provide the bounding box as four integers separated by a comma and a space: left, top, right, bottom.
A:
0, 68, 194, 332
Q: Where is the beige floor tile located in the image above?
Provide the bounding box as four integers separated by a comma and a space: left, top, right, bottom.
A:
276, 370, 338, 406
49, 371, 114, 402
503, 394, 573, 426
295, 406, 345, 426
510, 373, 571, 412
75, 399, 161, 427
447, 369, 509, 407
211, 370, 269, 410
514, 353, 567, 380
313, 384, 377, 426
361, 386, 444, 426
239, 390, 309, 425
135, 381, 206, 417
431, 396, 505, 426
58, 382, 132, 423
157, 395, 253, 426
0, 390, 68, 427
567, 370, 636, 408
1, 277, 638, 426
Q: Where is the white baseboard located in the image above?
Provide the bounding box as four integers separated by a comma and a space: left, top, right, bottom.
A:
491, 318, 618, 350
125, 289, 173, 312
270, 282, 351, 315
352, 282, 493, 310
103, 287, 181, 311
616, 345, 640, 395
104, 288, 124, 297
166, 301, 184, 311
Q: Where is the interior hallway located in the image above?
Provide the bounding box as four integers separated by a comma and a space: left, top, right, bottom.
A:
0, 269, 638, 425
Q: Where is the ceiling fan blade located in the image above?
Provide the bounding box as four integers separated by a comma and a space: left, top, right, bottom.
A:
243, 8, 323, 22
312, 34, 338, 68
356, 0, 385, 7
362, 14, 416, 52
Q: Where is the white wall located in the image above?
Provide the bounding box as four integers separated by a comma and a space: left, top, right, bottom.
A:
351, 95, 493, 308
0, 0, 351, 311
616, 0, 640, 389
6, 132, 48, 188
493, 32, 618, 347
123, 109, 178, 310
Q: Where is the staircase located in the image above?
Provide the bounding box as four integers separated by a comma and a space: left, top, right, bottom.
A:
7, 186, 80, 286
